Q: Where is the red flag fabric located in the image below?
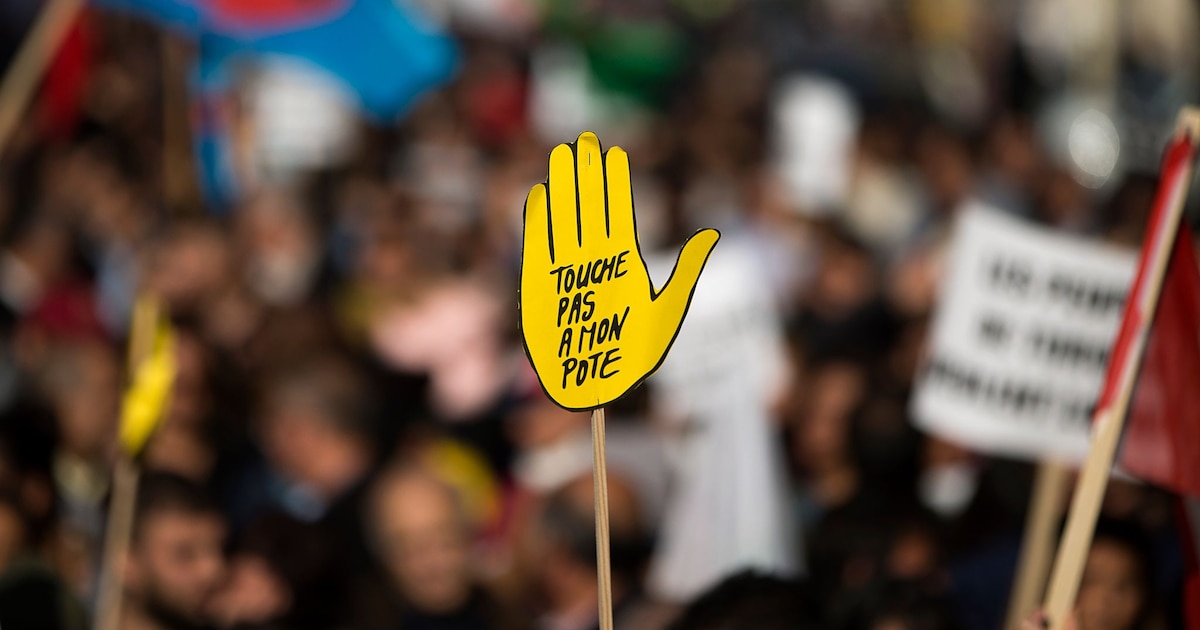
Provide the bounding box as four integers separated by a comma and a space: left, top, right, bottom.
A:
38, 14, 90, 141
1100, 131, 1200, 627
1096, 135, 1200, 496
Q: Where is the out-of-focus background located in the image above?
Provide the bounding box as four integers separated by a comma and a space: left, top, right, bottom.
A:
0, 0, 1196, 629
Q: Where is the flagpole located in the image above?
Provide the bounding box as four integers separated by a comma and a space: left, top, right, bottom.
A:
0, 0, 84, 158
94, 297, 159, 630
1041, 108, 1200, 630
1004, 461, 1069, 629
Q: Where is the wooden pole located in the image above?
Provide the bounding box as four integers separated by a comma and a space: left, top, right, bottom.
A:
0, 0, 84, 158
1004, 461, 1069, 629
160, 33, 201, 215
1041, 109, 1200, 630
590, 407, 614, 630
94, 297, 159, 630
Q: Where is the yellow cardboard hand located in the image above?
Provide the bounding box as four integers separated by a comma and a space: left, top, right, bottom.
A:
520, 131, 720, 411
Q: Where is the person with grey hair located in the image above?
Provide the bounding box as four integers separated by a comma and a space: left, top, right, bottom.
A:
357, 461, 523, 630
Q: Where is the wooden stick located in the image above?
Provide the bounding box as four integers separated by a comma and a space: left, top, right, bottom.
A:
590, 407, 614, 630
0, 0, 84, 158
94, 297, 159, 630
95, 457, 141, 630
1041, 109, 1200, 630
160, 33, 201, 214
1004, 461, 1069, 629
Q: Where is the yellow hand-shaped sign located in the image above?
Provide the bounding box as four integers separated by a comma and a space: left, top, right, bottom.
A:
520, 132, 720, 411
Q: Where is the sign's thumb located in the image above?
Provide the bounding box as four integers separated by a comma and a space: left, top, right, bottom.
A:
653, 228, 721, 326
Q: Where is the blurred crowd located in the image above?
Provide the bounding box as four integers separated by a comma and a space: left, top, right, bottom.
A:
0, 1, 1198, 629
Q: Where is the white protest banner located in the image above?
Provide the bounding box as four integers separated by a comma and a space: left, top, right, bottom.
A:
912, 204, 1136, 462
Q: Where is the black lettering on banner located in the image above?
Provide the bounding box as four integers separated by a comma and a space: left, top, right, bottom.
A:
557, 296, 570, 327
553, 252, 633, 390
988, 257, 1032, 295
600, 348, 622, 378
1028, 330, 1111, 369
575, 263, 589, 289
564, 267, 576, 292
923, 355, 1054, 418
551, 267, 568, 294
979, 315, 1010, 346
1046, 273, 1126, 317
561, 358, 578, 389
557, 328, 573, 358
615, 251, 629, 278
577, 321, 596, 354
583, 291, 595, 321
566, 292, 585, 325
1060, 399, 1095, 427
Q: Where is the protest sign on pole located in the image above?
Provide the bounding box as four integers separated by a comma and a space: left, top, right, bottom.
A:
912, 204, 1136, 463
911, 204, 1136, 627
519, 131, 718, 630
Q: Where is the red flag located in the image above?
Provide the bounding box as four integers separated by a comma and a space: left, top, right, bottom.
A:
38, 13, 90, 141
1099, 132, 1200, 625
1096, 135, 1200, 495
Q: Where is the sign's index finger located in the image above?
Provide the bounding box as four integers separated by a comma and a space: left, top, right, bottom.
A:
523, 183, 553, 267
604, 146, 636, 243
548, 143, 580, 254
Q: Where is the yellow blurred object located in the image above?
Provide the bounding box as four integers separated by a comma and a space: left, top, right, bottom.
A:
118, 317, 176, 458
422, 440, 501, 531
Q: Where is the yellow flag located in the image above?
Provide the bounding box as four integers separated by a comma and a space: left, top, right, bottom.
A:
118, 310, 176, 458
519, 131, 719, 411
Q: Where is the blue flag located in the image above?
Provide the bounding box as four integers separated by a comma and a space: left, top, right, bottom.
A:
92, 0, 459, 206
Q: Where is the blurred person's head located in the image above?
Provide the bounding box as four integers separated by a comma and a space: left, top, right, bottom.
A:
368, 463, 472, 615
1074, 519, 1153, 630
1038, 168, 1089, 230
527, 473, 647, 614
866, 586, 959, 630
36, 339, 120, 460
1, 215, 74, 314
258, 354, 374, 500
142, 424, 215, 484
915, 124, 973, 213
794, 361, 865, 476
1099, 175, 1156, 246
235, 189, 321, 307
145, 221, 234, 315
808, 224, 877, 315
983, 115, 1041, 187
124, 473, 226, 630
507, 391, 587, 452
884, 515, 943, 582
0, 491, 27, 574
353, 210, 417, 293
666, 570, 821, 630
163, 327, 212, 431
142, 327, 216, 482
62, 139, 151, 246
